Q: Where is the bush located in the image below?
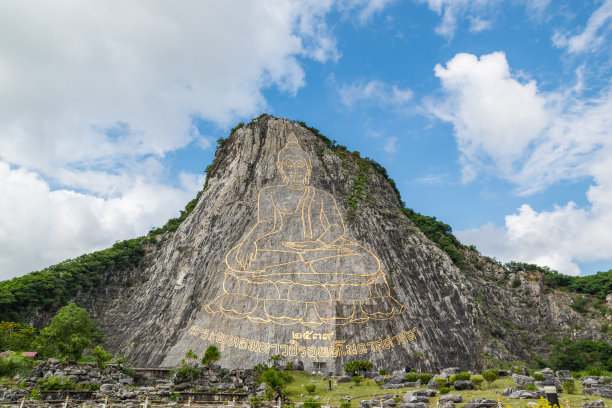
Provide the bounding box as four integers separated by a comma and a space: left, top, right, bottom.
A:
285, 362, 294, 370
254, 367, 294, 390
405, 373, 418, 382
92, 345, 113, 368
176, 364, 201, 379
450, 372, 471, 384
435, 378, 448, 388
263, 390, 274, 401
418, 373, 434, 385
562, 382, 576, 394
341, 400, 351, 408
38, 376, 74, 390
29, 389, 40, 400
121, 365, 136, 378
379, 369, 387, 376
533, 373, 545, 381
482, 369, 499, 387
249, 397, 262, 408
305, 384, 316, 394
571, 372, 582, 379
471, 375, 484, 389
344, 360, 373, 376
439, 387, 450, 394
352, 375, 363, 385
304, 398, 322, 408
0, 355, 34, 378
525, 383, 537, 391
586, 366, 603, 376
77, 383, 100, 391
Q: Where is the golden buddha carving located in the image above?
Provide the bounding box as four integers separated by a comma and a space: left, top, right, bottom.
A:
205, 133, 404, 326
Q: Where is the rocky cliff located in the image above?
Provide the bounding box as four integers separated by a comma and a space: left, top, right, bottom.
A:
80, 115, 607, 371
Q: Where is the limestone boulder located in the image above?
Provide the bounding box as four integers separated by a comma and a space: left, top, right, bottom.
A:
513, 374, 535, 386
453, 380, 474, 390
439, 394, 462, 403
582, 400, 604, 408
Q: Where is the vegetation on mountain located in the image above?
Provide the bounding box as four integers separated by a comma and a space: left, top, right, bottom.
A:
0, 321, 36, 351
0, 189, 202, 324
542, 338, 612, 371
0, 239, 145, 322
506, 262, 612, 300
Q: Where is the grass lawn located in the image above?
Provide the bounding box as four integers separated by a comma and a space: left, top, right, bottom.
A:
279, 372, 610, 408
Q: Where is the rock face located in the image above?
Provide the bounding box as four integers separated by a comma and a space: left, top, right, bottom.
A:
99, 117, 478, 372
43, 115, 606, 371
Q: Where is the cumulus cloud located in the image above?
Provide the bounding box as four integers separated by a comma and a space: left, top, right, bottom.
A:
0, 161, 204, 278
337, 79, 413, 109
0, 0, 395, 280
431, 51, 612, 275
553, 0, 612, 54
430, 52, 549, 183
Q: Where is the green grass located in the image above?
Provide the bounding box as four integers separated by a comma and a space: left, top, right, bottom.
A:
280, 372, 609, 408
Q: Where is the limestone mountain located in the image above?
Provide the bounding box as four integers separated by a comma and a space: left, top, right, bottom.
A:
3, 115, 610, 372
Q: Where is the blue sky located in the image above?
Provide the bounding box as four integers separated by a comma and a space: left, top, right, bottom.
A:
1, 0, 612, 280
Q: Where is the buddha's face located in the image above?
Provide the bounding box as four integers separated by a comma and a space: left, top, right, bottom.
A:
281, 155, 309, 185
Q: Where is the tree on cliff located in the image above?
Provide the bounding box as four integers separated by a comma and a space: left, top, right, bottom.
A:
201, 345, 221, 368
37, 303, 93, 359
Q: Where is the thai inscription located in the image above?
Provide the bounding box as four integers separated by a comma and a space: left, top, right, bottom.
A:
187, 324, 421, 357
204, 133, 405, 327
292, 331, 334, 340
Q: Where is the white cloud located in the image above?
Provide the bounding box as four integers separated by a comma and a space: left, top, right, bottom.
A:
383, 136, 399, 154
469, 17, 492, 33
0, 161, 204, 280
0, 0, 396, 280
415, 0, 500, 38
432, 51, 612, 275
553, 0, 612, 54
338, 79, 413, 109
431, 52, 549, 183
415, 0, 549, 38
335, 0, 396, 24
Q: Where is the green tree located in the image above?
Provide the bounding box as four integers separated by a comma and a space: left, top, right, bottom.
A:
471, 375, 484, 389
268, 354, 285, 369
0, 322, 37, 351
482, 369, 499, 388
201, 345, 221, 368
343, 360, 373, 376
176, 349, 201, 380
254, 367, 294, 391
37, 303, 93, 359
92, 346, 113, 368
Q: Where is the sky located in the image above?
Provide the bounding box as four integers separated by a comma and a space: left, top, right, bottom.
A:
1, 0, 612, 280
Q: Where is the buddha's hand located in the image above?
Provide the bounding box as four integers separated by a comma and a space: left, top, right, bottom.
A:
282, 240, 327, 251
236, 240, 258, 270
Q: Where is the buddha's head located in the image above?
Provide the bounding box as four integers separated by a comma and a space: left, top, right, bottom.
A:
277, 133, 312, 186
